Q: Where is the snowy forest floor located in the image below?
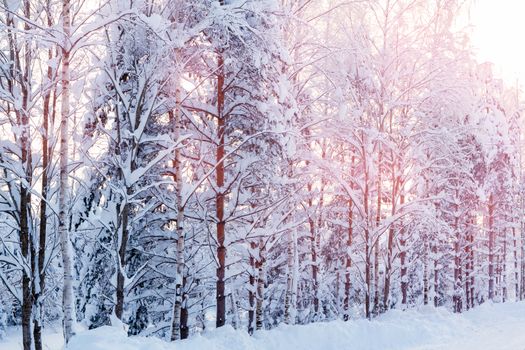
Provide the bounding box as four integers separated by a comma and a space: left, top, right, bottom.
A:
2, 301, 525, 350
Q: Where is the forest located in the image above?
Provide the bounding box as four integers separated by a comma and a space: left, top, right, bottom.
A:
0, 0, 523, 349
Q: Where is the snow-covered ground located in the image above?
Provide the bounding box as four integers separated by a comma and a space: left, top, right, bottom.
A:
3, 301, 525, 350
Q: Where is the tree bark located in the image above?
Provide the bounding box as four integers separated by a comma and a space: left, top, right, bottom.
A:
343, 155, 355, 321
433, 241, 439, 307
307, 182, 319, 319
502, 227, 508, 302
513, 211, 519, 301
115, 200, 129, 320
59, 0, 75, 342
452, 189, 462, 313
464, 217, 473, 310
373, 148, 382, 315
170, 85, 186, 339
20, 147, 32, 350
248, 241, 256, 334
399, 194, 408, 308
255, 238, 265, 330
284, 227, 297, 324
215, 50, 226, 329
33, 12, 54, 346
383, 152, 397, 310
360, 135, 372, 319
488, 193, 495, 300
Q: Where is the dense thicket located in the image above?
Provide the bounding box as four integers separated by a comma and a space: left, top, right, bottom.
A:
0, 0, 524, 349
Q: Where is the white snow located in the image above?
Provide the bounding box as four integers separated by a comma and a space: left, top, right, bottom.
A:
3, 302, 525, 350
0, 326, 64, 350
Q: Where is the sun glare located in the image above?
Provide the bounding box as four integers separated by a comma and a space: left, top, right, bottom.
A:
470, 0, 525, 85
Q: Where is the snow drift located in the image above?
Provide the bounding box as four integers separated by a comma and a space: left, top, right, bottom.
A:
3, 301, 525, 350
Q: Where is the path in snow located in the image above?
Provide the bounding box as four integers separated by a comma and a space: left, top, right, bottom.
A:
2, 301, 525, 349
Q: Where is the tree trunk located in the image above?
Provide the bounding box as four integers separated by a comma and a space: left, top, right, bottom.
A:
20, 165, 32, 350
343, 156, 355, 321
255, 238, 265, 331
9, 1, 35, 347
59, 0, 76, 343
502, 228, 507, 302
284, 228, 297, 324
170, 84, 186, 341
464, 219, 473, 310
400, 194, 408, 308
309, 216, 319, 318
215, 51, 226, 329
363, 154, 371, 319
180, 289, 189, 340
115, 200, 129, 320
373, 148, 382, 315
521, 193, 525, 300
433, 241, 439, 307
307, 177, 320, 319
488, 193, 495, 300
423, 242, 429, 305
452, 190, 462, 313
383, 154, 397, 310
513, 214, 519, 301
469, 229, 475, 308
34, 22, 54, 348
248, 240, 256, 334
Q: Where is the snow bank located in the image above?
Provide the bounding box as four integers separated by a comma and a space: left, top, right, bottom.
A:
4, 301, 525, 350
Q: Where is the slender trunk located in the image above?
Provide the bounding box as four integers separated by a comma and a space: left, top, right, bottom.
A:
307, 197, 318, 317
230, 292, 240, 329
453, 238, 462, 312
521, 199, 525, 300
465, 225, 471, 310
22, 2, 34, 348
284, 227, 297, 324
433, 241, 439, 307
171, 213, 184, 341
452, 189, 462, 313
466, 217, 472, 310
423, 242, 429, 305
309, 217, 319, 318
488, 193, 495, 300
170, 84, 186, 341
314, 171, 326, 318
383, 227, 395, 308
383, 155, 398, 310
59, 0, 76, 343
20, 151, 32, 350
343, 155, 355, 321
469, 229, 475, 308
513, 215, 519, 300
255, 238, 265, 330
21, 208, 32, 350
248, 240, 256, 334
10, 1, 35, 347
363, 144, 371, 319
216, 51, 226, 328
502, 228, 507, 302
373, 149, 382, 315
115, 200, 129, 320
364, 192, 371, 317
373, 242, 379, 314
180, 284, 189, 340
343, 204, 353, 320
34, 24, 53, 349
400, 194, 407, 308
335, 260, 341, 314
307, 175, 321, 319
